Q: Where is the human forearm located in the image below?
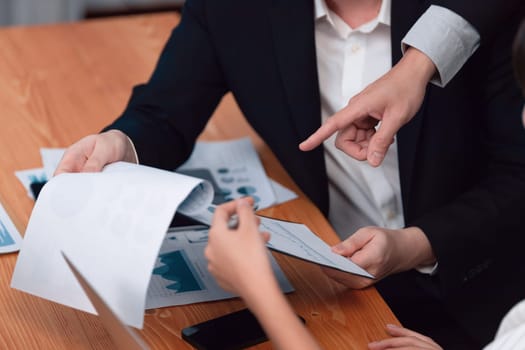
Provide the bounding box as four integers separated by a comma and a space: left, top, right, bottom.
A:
396, 47, 436, 88
242, 280, 320, 350
397, 227, 436, 271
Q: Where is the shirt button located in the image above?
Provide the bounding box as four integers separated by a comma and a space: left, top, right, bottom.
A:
351, 44, 361, 53
386, 209, 396, 220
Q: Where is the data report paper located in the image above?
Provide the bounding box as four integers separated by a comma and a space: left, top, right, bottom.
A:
11, 162, 214, 329
259, 217, 373, 278
146, 226, 293, 309
0, 201, 23, 254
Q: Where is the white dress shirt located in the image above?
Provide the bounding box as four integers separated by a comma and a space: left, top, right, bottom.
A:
315, 0, 403, 238
314, 0, 479, 240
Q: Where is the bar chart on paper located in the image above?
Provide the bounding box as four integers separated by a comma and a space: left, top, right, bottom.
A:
145, 226, 294, 309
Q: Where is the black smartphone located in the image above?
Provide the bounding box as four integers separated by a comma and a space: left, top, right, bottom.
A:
181, 308, 305, 350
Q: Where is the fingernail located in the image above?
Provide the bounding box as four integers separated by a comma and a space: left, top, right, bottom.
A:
238, 198, 251, 207
371, 151, 384, 162
367, 152, 384, 167
386, 324, 399, 329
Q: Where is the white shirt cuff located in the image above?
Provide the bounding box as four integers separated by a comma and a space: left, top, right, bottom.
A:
401, 5, 480, 87
125, 135, 139, 164
416, 261, 439, 276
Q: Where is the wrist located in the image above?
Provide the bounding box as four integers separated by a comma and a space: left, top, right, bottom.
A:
105, 129, 138, 164
399, 226, 436, 270
398, 47, 436, 86
241, 275, 282, 313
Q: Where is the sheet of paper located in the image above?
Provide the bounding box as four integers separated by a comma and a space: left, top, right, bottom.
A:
183, 178, 299, 227
181, 214, 372, 278
40, 148, 66, 179
62, 252, 149, 350
269, 179, 298, 204
146, 226, 293, 309
15, 168, 48, 199
177, 138, 277, 210
11, 162, 213, 329
259, 217, 373, 278
0, 201, 23, 254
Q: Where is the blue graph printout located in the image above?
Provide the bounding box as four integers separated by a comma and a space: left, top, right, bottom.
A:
0, 201, 22, 253
145, 225, 293, 309
0, 221, 15, 246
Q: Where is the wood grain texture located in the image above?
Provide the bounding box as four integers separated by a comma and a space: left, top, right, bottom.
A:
0, 13, 399, 349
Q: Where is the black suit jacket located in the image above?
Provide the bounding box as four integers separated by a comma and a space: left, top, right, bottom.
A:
107, 0, 525, 344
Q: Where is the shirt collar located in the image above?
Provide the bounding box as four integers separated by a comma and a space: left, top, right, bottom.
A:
314, 0, 391, 32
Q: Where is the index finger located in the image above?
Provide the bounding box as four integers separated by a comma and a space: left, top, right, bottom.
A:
299, 118, 339, 151
299, 105, 364, 151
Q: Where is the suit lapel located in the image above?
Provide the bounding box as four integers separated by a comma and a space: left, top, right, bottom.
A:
391, 0, 428, 216
268, 0, 322, 143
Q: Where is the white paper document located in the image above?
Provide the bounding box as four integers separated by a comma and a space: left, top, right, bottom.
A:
259, 217, 374, 278
146, 225, 293, 309
270, 179, 298, 204
178, 138, 277, 210
11, 162, 214, 329
0, 201, 23, 254
63, 252, 149, 350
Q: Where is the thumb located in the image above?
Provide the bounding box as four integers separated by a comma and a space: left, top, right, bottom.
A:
236, 198, 257, 230
367, 113, 401, 167
332, 228, 374, 257
261, 232, 271, 243
82, 137, 118, 172
82, 153, 107, 172
332, 238, 360, 257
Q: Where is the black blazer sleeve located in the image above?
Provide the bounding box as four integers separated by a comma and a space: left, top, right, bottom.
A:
106, 0, 227, 170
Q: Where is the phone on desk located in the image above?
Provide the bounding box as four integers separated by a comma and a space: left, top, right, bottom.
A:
182, 308, 305, 350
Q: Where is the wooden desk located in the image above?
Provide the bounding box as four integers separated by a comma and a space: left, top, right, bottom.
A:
0, 14, 398, 349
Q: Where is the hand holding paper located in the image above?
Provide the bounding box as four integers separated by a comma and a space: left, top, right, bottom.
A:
259, 217, 373, 279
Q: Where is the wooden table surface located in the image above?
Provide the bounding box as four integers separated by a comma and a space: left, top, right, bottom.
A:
0, 13, 398, 349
